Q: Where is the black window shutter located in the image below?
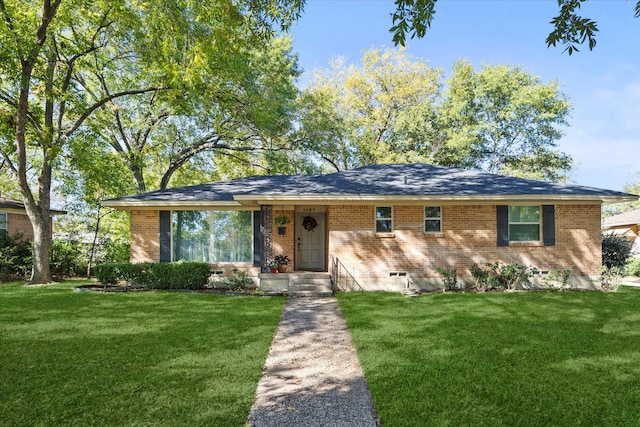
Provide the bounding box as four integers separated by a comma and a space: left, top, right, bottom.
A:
159, 211, 171, 262
542, 205, 556, 246
253, 210, 263, 267
497, 205, 509, 247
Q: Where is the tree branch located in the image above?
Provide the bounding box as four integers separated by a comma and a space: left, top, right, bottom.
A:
64, 87, 167, 139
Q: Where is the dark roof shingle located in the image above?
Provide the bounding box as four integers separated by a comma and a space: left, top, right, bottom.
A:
104, 163, 637, 205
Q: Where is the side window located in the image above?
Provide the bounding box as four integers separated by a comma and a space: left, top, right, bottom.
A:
508, 206, 540, 242
0, 212, 7, 240
375, 206, 393, 233
424, 206, 441, 233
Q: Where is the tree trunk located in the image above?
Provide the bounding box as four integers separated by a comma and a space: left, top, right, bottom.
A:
30, 212, 53, 284
86, 206, 103, 278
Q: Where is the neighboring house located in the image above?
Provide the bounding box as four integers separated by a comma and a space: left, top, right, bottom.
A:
102, 163, 638, 290
0, 197, 66, 241
602, 209, 640, 258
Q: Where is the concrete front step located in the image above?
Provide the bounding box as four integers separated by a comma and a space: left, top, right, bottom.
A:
400, 287, 421, 297
258, 271, 333, 296
289, 282, 333, 298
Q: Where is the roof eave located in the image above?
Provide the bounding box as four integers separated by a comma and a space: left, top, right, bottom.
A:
101, 200, 243, 210
101, 193, 638, 210
235, 193, 636, 204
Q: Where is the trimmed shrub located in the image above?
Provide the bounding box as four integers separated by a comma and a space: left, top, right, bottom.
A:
93, 261, 210, 290
602, 233, 634, 270
94, 262, 130, 285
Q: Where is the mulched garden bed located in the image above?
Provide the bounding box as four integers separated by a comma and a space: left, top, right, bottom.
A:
73, 283, 284, 296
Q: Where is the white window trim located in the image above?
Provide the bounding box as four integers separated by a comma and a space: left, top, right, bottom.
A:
375, 206, 393, 234
508, 205, 541, 243
424, 205, 442, 234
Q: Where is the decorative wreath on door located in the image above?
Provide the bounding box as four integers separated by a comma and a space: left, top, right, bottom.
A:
302, 215, 318, 231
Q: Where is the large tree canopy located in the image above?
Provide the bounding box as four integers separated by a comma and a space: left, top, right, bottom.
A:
390, 0, 640, 54
298, 48, 573, 181
0, 0, 302, 283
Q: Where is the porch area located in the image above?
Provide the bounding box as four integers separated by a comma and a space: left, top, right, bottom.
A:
258, 271, 333, 297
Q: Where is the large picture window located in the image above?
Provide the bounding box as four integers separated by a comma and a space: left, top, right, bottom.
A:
212, 211, 252, 262
508, 206, 540, 242
172, 210, 252, 263
375, 206, 393, 233
424, 206, 441, 233
0, 212, 7, 240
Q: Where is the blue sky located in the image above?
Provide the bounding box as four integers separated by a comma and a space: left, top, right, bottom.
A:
290, 0, 640, 191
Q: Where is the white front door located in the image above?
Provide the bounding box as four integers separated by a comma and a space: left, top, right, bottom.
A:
296, 213, 325, 271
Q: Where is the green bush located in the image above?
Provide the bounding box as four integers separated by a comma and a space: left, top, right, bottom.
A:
94, 262, 130, 284
101, 240, 130, 264
94, 262, 210, 290
0, 233, 32, 278
600, 266, 622, 292
50, 239, 87, 277
436, 267, 459, 292
624, 258, 640, 277
470, 262, 533, 291
602, 233, 634, 269
223, 269, 255, 291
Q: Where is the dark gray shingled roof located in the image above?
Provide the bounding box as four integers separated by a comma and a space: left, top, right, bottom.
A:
103, 163, 638, 206
0, 197, 66, 215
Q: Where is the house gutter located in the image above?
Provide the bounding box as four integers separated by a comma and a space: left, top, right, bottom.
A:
101, 193, 638, 210
235, 193, 639, 205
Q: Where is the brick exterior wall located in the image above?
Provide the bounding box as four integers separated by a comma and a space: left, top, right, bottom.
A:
328, 203, 602, 290
127, 203, 603, 289
130, 210, 160, 263
7, 212, 35, 240
273, 209, 295, 268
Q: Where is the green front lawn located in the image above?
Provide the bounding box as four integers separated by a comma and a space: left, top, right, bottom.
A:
0, 281, 285, 426
338, 288, 640, 427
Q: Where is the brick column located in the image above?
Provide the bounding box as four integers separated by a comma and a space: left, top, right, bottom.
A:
261, 205, 273, 270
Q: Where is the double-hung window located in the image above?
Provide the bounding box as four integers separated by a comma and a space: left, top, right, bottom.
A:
0, 212, 7, 241
375, 206, 393, 233
424, 206, 441, 233
508, 206, 541, 242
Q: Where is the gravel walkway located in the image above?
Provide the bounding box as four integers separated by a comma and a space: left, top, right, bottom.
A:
246, 297, 380, 426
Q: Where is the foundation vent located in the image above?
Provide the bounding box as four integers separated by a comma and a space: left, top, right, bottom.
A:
389, 272, 407, 277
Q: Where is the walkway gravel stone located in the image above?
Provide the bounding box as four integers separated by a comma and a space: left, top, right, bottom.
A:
246, 297, 380, 426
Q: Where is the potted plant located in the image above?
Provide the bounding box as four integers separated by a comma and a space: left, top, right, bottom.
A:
274, 255, 291, 273
274, 215, 291, 235
268, 260, 279, 274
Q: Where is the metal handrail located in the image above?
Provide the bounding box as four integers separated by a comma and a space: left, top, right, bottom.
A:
331, 256, 364, 292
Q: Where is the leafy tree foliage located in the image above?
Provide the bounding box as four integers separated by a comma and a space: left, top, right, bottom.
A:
299, 48, 573, 181
390, 0, 640, 54
297, 49, 443, 170
440, 61, 572, 181
0, 0, 302, 283
77, 35, 301, 193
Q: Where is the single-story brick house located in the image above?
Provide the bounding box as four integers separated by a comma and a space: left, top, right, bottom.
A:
102, 163, 638, 290
0, 197, 66, 241
602, 208, 640, 258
